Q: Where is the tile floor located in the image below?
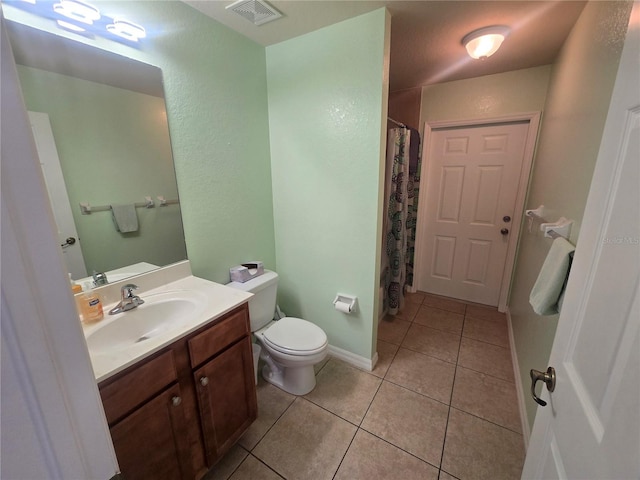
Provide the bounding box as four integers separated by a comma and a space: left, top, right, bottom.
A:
204, 292, 525, 480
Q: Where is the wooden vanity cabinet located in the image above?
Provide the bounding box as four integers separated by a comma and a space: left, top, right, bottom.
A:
98, 303, 256, 480
193, 337, 256, 465
110, 384, 194, 480
188, 306, 257, 466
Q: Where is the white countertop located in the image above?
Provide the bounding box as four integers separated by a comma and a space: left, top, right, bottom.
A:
83, 274, 252, 383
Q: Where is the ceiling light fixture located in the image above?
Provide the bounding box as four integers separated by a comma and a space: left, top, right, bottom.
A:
462, 26, 510, 60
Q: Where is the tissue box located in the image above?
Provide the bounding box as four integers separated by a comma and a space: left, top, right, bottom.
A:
230, 262, 264, 283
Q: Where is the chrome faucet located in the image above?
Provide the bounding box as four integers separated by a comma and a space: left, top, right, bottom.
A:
109, 284, 144, 315
92, 271, 108, 287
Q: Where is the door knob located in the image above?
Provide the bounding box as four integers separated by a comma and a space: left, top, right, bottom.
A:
503, 215, 511, 223
200, 376, 209, 387
61, 237, 76, 248
530, 367, 556, 406
171, 396, 182, 407
500, 228, 509, 235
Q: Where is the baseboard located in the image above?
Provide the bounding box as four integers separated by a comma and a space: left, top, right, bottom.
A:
506, 307, 531, 448
328, 344, 376, 372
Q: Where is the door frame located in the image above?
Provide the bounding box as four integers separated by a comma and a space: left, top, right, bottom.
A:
29, 110, 88, 279
413, 112, 541, 311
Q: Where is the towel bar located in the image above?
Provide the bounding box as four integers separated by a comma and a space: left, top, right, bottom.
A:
80, 196, 179, 214
525, 205, 573, 240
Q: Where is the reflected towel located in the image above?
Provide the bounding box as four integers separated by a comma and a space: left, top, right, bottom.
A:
529, 237, 575, 315
111, 204, 138, 233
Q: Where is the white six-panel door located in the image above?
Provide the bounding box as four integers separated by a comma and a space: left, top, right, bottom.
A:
417, 122, 530, 306
522, 5, 639, 477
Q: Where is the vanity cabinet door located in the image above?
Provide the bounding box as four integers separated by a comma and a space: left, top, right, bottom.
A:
194, 337, 257, 465
110, 384, 194, 480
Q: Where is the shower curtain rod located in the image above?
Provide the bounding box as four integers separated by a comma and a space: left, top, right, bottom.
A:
387, 117, 407, 128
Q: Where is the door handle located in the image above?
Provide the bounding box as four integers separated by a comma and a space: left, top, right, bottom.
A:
500, 228, 509, 235
530, 367, 556, 406
61, 237, 76, 248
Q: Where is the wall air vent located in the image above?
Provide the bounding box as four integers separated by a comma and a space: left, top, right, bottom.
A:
226, 0, 283, 26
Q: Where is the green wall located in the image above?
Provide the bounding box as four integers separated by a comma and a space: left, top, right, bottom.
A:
18, 65, 185, 274
266, 9, 390, 359
6, 1, 276, 284
509, 0, 632, 430
419, 65, 552, 126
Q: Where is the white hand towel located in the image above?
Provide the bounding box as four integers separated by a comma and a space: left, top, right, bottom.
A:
529, 237, 575, 315
111, 204, 139, 233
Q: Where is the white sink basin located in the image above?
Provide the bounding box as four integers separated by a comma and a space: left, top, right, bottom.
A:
86, 290, 207, 354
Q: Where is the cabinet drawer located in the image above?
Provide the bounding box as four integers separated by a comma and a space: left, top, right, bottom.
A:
100, 350, 177, 425
188, 307, 249, 368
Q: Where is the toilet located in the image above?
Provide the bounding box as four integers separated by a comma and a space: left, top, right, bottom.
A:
227, 270, 328, 395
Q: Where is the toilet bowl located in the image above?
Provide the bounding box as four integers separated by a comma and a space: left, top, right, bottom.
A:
226, 270, 328, 395
256, 317, 328, 395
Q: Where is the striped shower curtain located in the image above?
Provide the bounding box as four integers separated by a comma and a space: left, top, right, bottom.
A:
384, 127, 420, 316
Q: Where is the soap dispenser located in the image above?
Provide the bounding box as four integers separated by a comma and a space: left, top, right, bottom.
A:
80, 282, 104, 323
69, 274, 84, 322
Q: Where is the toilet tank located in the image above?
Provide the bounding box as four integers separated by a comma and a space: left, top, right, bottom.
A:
227, 270, 278, 331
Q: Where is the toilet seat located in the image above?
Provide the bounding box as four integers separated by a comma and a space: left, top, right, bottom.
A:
262, 317, 328, 356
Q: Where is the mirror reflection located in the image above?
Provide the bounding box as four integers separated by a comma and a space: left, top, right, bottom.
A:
7, 21, 187, 286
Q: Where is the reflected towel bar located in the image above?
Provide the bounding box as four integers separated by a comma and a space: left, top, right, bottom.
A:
80, 196, 179, 215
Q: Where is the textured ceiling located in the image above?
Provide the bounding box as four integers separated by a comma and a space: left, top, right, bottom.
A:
185, 0, 587, 91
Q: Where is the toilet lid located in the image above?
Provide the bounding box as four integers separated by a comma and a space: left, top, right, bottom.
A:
263, 317, 327, 355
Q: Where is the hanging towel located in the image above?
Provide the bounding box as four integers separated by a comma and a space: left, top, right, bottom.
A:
111, 204, 139, 233
529, 237, 575, 315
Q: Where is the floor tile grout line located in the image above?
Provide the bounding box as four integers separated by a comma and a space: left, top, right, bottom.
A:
448, 405, 524, 436
416, 302, 467, 318
358, 372, 386, 426
245, 389, 297, 453
330, 427, 359, 480
378, 341, 402, 380
377, 377, 453, 409
409, 322, 464, 337
437, 312, 466, 475
455, 363, 517, 385
328, 367, 388, 479
218, 446, 249, 480
249, 453, 287, 479
460, 332, 511, 350
398, 339, 461, 366
300, 395, 367, 429
453, 363, 516, 384
440, 467, 462, 480
357, 424, 443, 472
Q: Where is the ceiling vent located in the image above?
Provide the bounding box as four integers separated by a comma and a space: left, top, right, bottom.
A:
226, 0, 283, 26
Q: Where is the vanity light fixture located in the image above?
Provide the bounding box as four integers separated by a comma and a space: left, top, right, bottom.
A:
53, 0, 101, 25
56, 19, 86, 32
462, 26, 510, 60
106, 18, 146, 42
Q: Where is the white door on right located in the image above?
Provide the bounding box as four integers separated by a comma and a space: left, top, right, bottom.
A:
522, 4, 639, 478
417, 121, 529, 306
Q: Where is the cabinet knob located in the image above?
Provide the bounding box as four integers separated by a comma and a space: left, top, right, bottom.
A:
200, 376, 209, 387
171, 396, 182, 407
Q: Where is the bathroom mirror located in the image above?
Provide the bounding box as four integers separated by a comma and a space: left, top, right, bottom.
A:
6, 21, 188, 284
